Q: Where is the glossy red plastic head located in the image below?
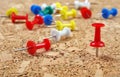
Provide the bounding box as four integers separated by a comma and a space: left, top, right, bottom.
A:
80, 7, 92, 19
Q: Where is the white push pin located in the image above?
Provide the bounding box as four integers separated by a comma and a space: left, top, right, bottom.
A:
75, 0, 90, 9
50, 27, 71, 41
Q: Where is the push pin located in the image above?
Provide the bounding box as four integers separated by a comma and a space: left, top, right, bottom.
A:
50, 27, 71, 41
56, 20, 76, 30
31, 4, 42, 15
0, 7, 18, 18
66, 0, 90, 9
60, 9, 77, 20
26, 15, 44, 30
80, 7, 92, 19
31, 4, 54, 15
11, 12, 28, 23
15, 38, 51, 55
41, 2, 68, 14
101, 8, 118, 19
42, 15, 53, 25
90, 23, 105, 57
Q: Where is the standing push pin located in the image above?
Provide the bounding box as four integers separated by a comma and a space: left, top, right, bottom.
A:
0, 7, 18, 18
11, 12, 28, 23
15, 38, 51, 55
50, 27, 71, 41
80, 7, 92, 19
90, 23, 105, 57
60, 9, 77, 20
101, 8, 118, 19
56, 20, 76, 31
26, 15, 44, 30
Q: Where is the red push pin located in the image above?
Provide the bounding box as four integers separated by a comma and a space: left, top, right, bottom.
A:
11, 12, 28, 23
15, 38, 51, 55
90, 23, 105, 57
80, 7, 92, 19
26, 15, 44, 30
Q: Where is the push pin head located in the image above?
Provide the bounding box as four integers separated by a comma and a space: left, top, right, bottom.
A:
102, 8, 118, 19
43, 15, 53, 25
6, 7, 18, 17
31, 4, 42, 15
26, 15, 43, 30
42, 6, 54, 15
80, 7, 92, 19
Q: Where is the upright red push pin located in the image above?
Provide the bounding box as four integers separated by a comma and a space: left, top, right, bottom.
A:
80, 7, 92, 19
15, 38, 51, 55
26, 15, 44, 30
90, 23, 105, 57
11, 12, 28, 23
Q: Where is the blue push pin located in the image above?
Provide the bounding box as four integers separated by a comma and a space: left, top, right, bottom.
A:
31, 4, 42, 15
102, 8, 118, 19
43, 15, 53, 25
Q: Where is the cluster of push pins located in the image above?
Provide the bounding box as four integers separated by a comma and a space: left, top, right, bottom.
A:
1, 0, 118, 57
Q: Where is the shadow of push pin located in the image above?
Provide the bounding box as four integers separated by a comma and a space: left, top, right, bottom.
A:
90, 23, 105, 57
50, 27, 71, 41
101, 8, 118, 19
26, 15, 44, 30
11, 12, 28, 23
15, 38, 51, 55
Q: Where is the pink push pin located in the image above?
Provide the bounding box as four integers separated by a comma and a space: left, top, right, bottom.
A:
15, 38, 51, 55
90, 23, 105, 57
11, 12, 28, 23
26, 15, 44, 30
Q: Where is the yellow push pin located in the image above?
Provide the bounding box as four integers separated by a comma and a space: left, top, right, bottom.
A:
0, 7, 18, 18
6, 7, 18, 17
54, 2, 68, 13
56, 20, 76, 30
60, 9, 77, 20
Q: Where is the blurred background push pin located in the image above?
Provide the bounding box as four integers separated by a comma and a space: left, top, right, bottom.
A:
101, 8, 118, 19
26, 15, 43, 30
90, 23, 105, 57
15, 38, 51, 55
11, 12, 28, 23
0, 7, 18, 18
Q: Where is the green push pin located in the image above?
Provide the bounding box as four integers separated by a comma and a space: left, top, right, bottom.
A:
42, 6, 54, 15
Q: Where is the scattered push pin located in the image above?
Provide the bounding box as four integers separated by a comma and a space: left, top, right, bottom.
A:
56, 20, 76, 30
66, 0, 90, 9
0, 7, 18, 18
90, 23, 105, 57
50, 27, 71, 41
101, 8, 118, 19
60, 9, 77, 20
15, 38, 51, 55
41, 2, 68, 14
26, 15, 43, 30
11, 12, 28, 23
80, 7, 92, 19
31, 4, 42, 15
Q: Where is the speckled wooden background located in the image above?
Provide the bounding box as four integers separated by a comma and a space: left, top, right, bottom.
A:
0, 0, 120, 77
